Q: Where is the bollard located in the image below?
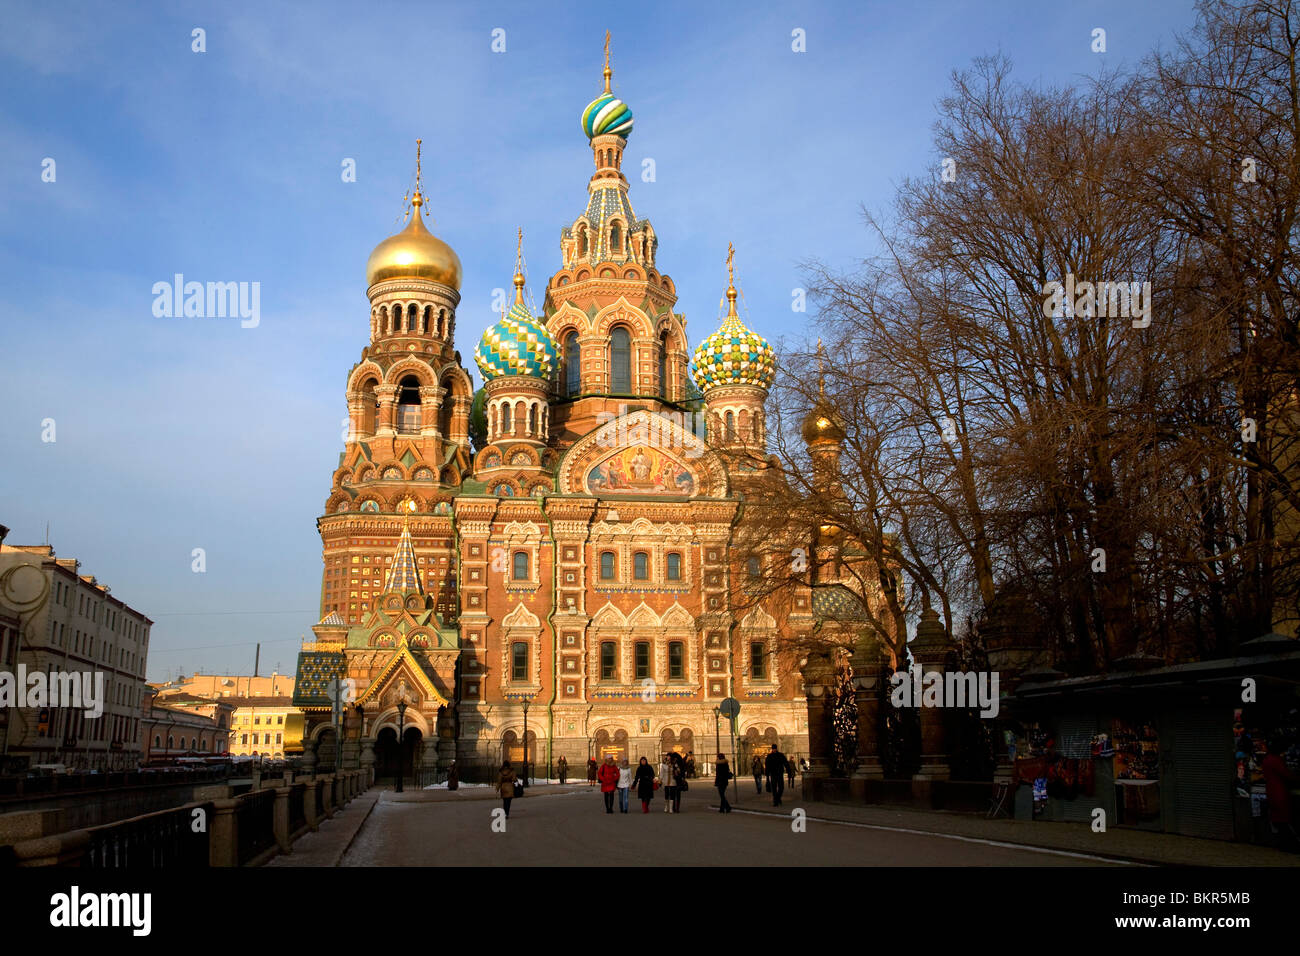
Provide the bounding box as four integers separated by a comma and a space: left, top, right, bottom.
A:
272, 786, 292, 854
209, 798, 240, 867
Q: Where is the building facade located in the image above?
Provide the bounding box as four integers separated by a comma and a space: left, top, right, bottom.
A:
294, 47, 840, 778
140, 691, 232, 763
0, 542, 153, 772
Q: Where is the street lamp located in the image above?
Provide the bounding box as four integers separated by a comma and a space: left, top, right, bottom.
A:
713, 706, 721, 775
521, 699, 530, 786
395, 699, 407, 793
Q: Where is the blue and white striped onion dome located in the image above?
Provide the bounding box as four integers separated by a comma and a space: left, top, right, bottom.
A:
691, 313, 777, 391
581, 92, 634, 139
474, 302, 558, 381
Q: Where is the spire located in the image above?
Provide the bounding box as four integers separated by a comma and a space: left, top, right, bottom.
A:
383, 502, 424, 595
412, 138, 425, 210
513, 227, 525, 305
816, 338, 826, 396
602, 30, 612, 94
720, 242, 745, 335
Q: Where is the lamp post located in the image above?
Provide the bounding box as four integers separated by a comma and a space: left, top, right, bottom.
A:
713, 706, 721, 773
395, 699, 406, 793
521, 699, 530, 786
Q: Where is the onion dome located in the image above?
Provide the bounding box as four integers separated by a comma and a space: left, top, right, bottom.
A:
802, 398, 846, 444
474, 269, 557, 382
366, 189, 462, 290
581, 32, 633, 139
691, 248, 776, 391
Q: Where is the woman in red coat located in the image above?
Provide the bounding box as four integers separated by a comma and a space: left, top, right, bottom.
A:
1262, 738, 1298, 851
597, 755, 621, 813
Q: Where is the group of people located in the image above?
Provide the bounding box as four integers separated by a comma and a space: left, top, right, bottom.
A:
751, 748, 799, 807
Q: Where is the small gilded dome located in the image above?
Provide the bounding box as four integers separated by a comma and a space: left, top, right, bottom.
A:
581, 92, 633, 139
801, 398, 846, 444
691, 277, 776, 392
474, 282, 558, 381
366, 193, 462, 290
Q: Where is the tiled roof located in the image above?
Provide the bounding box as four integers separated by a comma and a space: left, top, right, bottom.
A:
382, 523, 424, 594
812, 584, 870, 623
293, 651, 346, 708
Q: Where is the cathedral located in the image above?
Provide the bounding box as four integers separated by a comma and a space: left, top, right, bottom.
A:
292, 41, 856, 780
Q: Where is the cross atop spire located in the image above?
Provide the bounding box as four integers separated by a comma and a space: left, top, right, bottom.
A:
816, 338, 826, 395
602, 30, 612, 94
411, 138, 425, 210
513, 227, 526, 304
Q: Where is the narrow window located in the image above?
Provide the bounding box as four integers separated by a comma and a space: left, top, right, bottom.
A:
666, 553, 682, 581
747, 556, 761, 579
512, 642, 528, 681
600, 551, 616, 580
601, 641, 617, 680
635, 641, 650, 680
659, 332, 669, 398
633, 552, 649, 580
611, 327, 631, 393
668, 642, 684, 680
751, 642, 767, 680
513, 551, 529, 580
565, 333, 581, 397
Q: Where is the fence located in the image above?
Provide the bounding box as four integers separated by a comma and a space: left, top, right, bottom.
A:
0, 768, 372, 867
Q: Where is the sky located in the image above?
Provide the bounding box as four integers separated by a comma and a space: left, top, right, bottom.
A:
0, 0, 1201, 681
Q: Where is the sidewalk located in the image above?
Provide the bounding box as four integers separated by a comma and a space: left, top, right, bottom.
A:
727, 795, 1299, 866
264, 788, 381, 867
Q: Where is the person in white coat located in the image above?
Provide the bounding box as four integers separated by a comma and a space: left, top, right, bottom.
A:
659, 754, 677, 813
616, 758, 633, 813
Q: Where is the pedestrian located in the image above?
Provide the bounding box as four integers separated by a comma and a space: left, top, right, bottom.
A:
616, 757, 633, 813
497, 760, 517, 818
714, 752, 733, 813
787, 754, 796, 788
557, 755, 568, 785
633, 756, 656, 812
765, 744, 788, 807
670, 751, 687, 813
597, 755, 620, 813
659, 753, 677, 813
686, 752, 696, 779
1262, 737, 1298, 852
751, 753, 764, 794
587, 757, 598, 787
447, 760, 459, 792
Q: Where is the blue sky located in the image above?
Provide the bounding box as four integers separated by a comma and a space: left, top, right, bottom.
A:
0, 0, 1199, 681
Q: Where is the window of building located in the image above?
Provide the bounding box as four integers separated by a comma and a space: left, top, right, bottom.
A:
501, 403, 512, 434
564, 333, 580, 397
635, 641, 650, 680
659, 331, 669, 398
666, 552, 682, 581
512, 642, 528, 681
746, 556, 761, 579
600, 551, 616, 580
751, 642, 767, 680
725, 410, 736, 441
633, 552, 649, 580
600, 641, 617, 680
513, 551, 529, 580
610, 327, 631, 393
668, 642, 684, 680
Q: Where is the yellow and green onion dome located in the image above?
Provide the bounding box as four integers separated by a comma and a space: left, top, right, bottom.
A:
582, 92, 634, 139
474, 287, 558, 382
692, 308, 776, 392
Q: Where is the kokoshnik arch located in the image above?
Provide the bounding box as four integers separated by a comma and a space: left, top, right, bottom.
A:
292, 37, 880, 778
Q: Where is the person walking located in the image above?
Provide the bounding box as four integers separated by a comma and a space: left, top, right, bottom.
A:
497, 760, 517, 818
1262, 737, 1298, 851
765, 744, 788, 807
617, 758, 633, 813
659, 753, 677, 813
447, 760, 459, 792
587, 757, 598, 787
557, 755, 568, 785
633, 756, 656, 812
670, 751, 687, 813
597, 755, 620, 813
787, 754, 796, 788
714, 752, 733, 813
686, 752, 696, 779
751, 753, 764, 794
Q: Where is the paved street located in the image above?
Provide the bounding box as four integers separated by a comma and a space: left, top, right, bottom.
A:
335, 786, 1125, 867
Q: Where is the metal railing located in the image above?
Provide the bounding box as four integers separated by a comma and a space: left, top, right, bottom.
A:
84, 801, 213, 868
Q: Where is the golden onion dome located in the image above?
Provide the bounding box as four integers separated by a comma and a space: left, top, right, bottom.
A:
366, 191, 462, 291
802, 398, 846, 444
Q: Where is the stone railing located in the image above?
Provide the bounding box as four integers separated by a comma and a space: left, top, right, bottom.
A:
0, 768, 373, 867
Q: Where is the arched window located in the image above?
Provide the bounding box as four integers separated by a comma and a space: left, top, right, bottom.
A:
528, 404, 537, 434
611, 327, 631, 393
747, 556, 761, 579
167, 735, 174, 749
501, 402, 512, 435
397, 375, 421, 434
725, 411, 736, 441
407, 303, 418, 332
751, 642, 767, 680
600, 551, 616, 580
564, 333, 580, 397
633, 552, 649, 580
659, 332, 669, 399
666, 552, 682, 581
610, 222, 622, 254
668, 642, 684, 680
513, 551, 529, 580
511, 642, 527, 680
577, 223, 588, 258
154, 735, 161, 748
600, 641, 617, 680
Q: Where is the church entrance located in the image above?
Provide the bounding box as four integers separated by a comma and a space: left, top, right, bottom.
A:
374, 726, 423, 782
